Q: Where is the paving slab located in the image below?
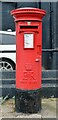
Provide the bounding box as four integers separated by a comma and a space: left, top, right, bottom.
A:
0, 98, 57, 119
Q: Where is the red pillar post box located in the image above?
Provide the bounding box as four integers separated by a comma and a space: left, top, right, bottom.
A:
11, 8, 46, 113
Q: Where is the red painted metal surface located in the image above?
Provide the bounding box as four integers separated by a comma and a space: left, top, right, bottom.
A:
11, 8, 46, 90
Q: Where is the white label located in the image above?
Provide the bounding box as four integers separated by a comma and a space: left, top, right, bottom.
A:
24, 33, 33, 48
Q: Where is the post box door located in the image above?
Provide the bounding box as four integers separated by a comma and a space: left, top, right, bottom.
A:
16, 25, 42, 90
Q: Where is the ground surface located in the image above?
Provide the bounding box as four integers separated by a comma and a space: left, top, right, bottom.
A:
0, 98, 57, 119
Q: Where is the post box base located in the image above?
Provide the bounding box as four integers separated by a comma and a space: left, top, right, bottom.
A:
15, 89, 41, 113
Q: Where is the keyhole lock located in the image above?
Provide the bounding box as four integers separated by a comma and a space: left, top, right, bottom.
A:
35, 59, 40, 62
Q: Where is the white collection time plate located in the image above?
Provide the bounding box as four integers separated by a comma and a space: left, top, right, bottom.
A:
24, 33, 34, 48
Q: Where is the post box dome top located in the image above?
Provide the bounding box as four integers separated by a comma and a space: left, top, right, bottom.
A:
11, 8, 46, 22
